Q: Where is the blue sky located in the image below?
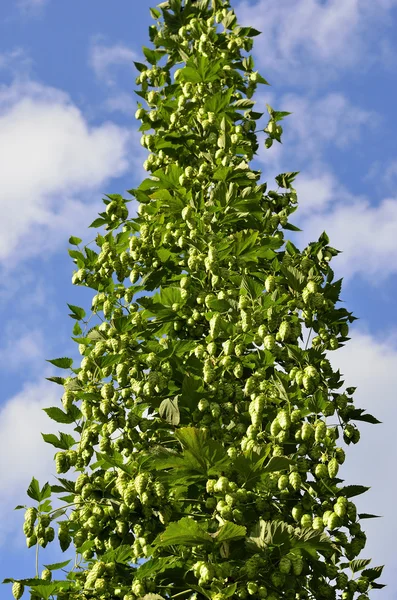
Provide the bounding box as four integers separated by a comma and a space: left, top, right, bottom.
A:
0, 0, 396, 596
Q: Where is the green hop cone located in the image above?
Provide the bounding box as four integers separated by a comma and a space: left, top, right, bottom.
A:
289, 472, 301, 491
271, 571, 286, 588
265, 275, 275, 292
278, 321, 290, 341
328, 457, 339, 478
278, 474, 289, 490
327, 512, 341, 530
315, 463, 328, 479
278, 409, 291, 430
300, 513, 312, 528
263, 334, 276, 351
292, 504, 303, 522
41, 569, 52, 581
301, 422, 314, 441
312, 516, 324, 531
291, 556, 304, 576
279, 557, 291, 574
336, 573, 349, 589
55, 452, 70, 474
12, 582, 24, 600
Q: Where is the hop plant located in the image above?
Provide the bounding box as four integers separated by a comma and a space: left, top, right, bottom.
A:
6, 1, 385, 599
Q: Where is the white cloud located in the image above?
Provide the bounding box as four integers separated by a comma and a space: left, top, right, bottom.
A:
280, 92, 377, 152
105, 92, 137, 115
254, 91, 377, 188
328, 328, 397, 588
235, 0, 397, 83
0, 78, 137, 267
298, 187, 397, 284
0, 327, 45, 371
89, 39, 137, 86
0, 379, 68, 546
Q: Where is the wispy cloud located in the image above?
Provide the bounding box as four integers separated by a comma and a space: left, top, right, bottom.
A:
294, 169, 397, 284
88, 38, 137, 86
328, 328, 397, 588
0, 379, 70, 546
235, 0, 397, 84
0, 78, 136, 267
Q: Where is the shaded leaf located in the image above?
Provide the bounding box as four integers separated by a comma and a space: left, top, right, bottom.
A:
159, 397, 180, 426
212, 522, 246, 543
339, 485, 370, 498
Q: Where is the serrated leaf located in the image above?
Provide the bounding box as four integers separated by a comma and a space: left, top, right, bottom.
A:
89, 217, 107, 228
45, 376, 66, 386
67, 304, 86, 320
43, 560, 71, 571
27, 477, 41, 502
246, 519, 293, 551
99, 353, 124, 369
43, 406, 78, 425
42, 432, 75, 450
361, 565, 384, 581
135, 557, 183, 580
30, 584, 60, 600
46, 357, 73, 369
349, 558, 372, 573
205, 297, 230, 312
212, 522, 246, 543
155, 517, 212, 547
263, 455, 293, 472
339, 485, 370, 498
159, 397, 180, 426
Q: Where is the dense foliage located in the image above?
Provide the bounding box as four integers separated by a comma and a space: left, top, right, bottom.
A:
5, 0, 385, 599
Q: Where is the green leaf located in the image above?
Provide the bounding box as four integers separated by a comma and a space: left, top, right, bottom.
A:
263, 455, 293, 472
46, 357, 73, 369
275, 172, 300, 188
135, 556, 183, 580
143, 46, 166, 65
43, 406, 79, 425
68, 249, 85, 263
89, 217, 107, 228
212, 522, 246, 543
175, 427, 229, 474
43, 560, 71, 571
155, 517, 212, 547
159, 397, 180, 426
68, 236, 82, 246
246, 519, 293, 551
361, 565, 384, 581
72, 321, 83, 336
30, 584, 60, 600
204, 297, 230, 313
339, 485, 370, 498
45, 376, 65, 386
67, 304, 86, 320
349, 559, 372, 573
99, 353, 124, 369
40, 482, 52, 501
42, 432, 75, 450
358, 513, 382, 520
27, 477, 41, 502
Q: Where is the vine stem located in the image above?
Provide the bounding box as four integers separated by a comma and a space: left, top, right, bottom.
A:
35, 540, 39, 578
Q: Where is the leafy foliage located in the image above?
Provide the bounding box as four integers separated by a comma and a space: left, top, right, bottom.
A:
5, 0, 384, 599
